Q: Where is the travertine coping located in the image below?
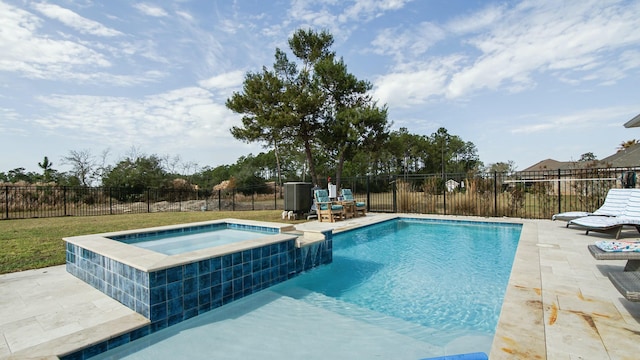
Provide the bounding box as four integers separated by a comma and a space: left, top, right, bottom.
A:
490, 220, 545, 359
63, 218, 298, 272
295, 230, 330, 248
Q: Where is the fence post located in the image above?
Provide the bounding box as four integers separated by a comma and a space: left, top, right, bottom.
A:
443, 173, 447, 215
274, 184, 277, 210
392, 178, 397, 213
63, 186, 67, 216
147, 188, 151, 213
557, 169, 562, 215
232, 189, 236, 211
494, 172, 498, 217
252, 192, 255, 211
218, 189, 221, 210
4, 186, 8, 219
366, 176, 370, 212
109, 187, 113, 215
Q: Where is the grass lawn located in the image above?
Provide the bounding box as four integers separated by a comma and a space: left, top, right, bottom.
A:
0, 210, 307, 275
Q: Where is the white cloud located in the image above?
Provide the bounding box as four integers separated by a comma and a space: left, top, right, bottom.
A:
286, 0, 413, 40
510, 106, 636, 134
0, 2, 164, 85
372, 56, 462, 107
340, 0, 412, 22
0, 107, 23, 134
445, 4, 504, 34
371, 22, 445, 62
446, 0, 640, 98
176, 11, 194, 22
288, 1, 339, 34
199, 71, 245, 90
71, 70, 167, 86
34, 87, 238, 152
0, 2, 112, 79
32, 3, 122, 37
133, 3, 168, 17
368, 1, 640, 104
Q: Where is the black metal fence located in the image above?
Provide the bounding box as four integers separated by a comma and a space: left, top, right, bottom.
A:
0, 185, 283, 220
1, 167, 637, 220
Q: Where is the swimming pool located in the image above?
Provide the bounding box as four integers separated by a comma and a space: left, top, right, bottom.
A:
83, 218, 521, 359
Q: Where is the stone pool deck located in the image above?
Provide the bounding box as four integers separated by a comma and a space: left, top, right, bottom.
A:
1, 214, 639, 359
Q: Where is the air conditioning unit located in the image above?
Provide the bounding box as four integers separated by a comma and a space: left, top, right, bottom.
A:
284, 182, 313, 213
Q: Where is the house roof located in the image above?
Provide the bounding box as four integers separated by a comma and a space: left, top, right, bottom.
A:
624, 113, 640, 128
519, 159, 574, 172
521, 143, 640, 172
598, 142, 640, 168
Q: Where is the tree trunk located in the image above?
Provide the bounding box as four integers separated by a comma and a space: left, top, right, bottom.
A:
303, 138, 318, 186
273, 140, 282, 187
335, 145, 348, 192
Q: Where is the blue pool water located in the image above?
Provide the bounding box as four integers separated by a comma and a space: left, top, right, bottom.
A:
91, 218, 521, 359
110, 226, 275, 255
287, 219, 521, 334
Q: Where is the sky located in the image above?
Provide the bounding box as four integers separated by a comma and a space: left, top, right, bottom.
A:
1, 0, 640, 175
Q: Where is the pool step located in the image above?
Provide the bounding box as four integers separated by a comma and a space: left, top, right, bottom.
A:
271, 286, 492, 355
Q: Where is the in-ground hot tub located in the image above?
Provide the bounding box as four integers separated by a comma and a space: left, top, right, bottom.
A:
108, 223, 280, 255
64, 218, 332, 331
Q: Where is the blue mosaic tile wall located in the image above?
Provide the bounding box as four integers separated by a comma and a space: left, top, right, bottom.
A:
63, 232, 332, 360
66, 243, 151, 318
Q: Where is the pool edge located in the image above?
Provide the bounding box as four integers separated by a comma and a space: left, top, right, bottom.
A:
489, 220, 546, 359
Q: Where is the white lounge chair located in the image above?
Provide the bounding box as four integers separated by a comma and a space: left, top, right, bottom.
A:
569, 190, 640, 239
552, 188, 632, 226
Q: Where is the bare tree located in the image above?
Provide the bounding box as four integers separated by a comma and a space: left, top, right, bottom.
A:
181, 161, 199, 177
61, 150, 95, 186
95, 148, 112, 185
162, 154, 182, 174
125, 145, 145, 160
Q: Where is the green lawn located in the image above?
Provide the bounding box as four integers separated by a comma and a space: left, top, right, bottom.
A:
0, 210, 306, 275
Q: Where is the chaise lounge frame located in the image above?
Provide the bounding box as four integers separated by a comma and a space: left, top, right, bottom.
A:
587, 244, 640, 271
608, 271, 640, 302
588, 243, 640, 302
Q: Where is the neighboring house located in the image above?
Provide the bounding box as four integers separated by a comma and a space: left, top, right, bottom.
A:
514, 114, 640, 193
515, 144, 640, 194
519, 159, 574, 173
597, 142, 640, 169
513, 159, 575, 194
445, 179, 459, 192
520, 143, 640, 172
597, 143, 640, 188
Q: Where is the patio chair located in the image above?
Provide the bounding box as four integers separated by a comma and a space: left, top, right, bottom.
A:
313, 189, 344, 222
588, 241, 640, 271
552, 188, 631, 226
607, 271, 640, 301
340, 188, 366, 217
568, 190, 640, 238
